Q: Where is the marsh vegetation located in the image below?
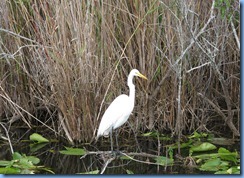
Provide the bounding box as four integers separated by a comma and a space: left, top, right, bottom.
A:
0, 0, 240, 174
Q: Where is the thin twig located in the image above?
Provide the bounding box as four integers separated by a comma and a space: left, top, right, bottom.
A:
230, 18, 240, 50
0, 122, 14, 154
186, 62, 211, 73
0, 86, 57, 133
0, 28, 39, 44
119, 152, 160, 166
173, 0, 216, 67
151, 0, 216, 98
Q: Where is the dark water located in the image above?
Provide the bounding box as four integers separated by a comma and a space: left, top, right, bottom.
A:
0, 129, 239, 174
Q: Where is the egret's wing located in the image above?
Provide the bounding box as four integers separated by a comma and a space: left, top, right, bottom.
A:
97, 94, 130, 137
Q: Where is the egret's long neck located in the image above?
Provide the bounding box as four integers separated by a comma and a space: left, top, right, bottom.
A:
127, 73, 135, 106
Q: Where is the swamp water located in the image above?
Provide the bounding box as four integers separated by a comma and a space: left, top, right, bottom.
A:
0, 129, 240, 174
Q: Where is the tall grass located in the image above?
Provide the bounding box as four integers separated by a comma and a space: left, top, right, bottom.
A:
0, 0, 240, 143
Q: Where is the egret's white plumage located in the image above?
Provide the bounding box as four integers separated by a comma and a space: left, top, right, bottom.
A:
96, 69, 147, 150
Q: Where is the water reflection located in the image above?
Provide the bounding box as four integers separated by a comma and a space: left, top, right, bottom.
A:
0, 135, 203, 174
0, 134, 239, 174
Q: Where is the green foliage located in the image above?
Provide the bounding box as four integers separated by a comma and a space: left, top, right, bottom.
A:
77, 170, 100, 174
119, 155, 134, 160
0, 152, 54, 174
30, 143, 49, 153
155, 156, 174, 166
214, 0, 231, 19
186, 133, 239, 174
190, 142, 217, 155
29, 133, 49, 143
188, 132, 208, 140
164, 132, 240, 174
218, 147, 238, 163
28, 133, 50, 153
126, 169, 134, 174
59, 147, 86, 156
199, 158, 228, 172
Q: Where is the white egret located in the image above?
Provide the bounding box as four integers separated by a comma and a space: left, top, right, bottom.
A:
96, 69, 147, 151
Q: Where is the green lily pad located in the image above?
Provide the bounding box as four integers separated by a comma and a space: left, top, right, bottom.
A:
169, 140, 193, 149
19, 157, 34, 169
155, 156, 174, 166
199, 158, 229, 172
59, 147, 86, 156
77, 170, 99, 174
12, 152, 22, 160
218, 147, 238, 163
226, 166, 240, 174
0, 161, 11, 167
126, 169, 134, 174
0, 167, 21, 174
190, 142, 216, 154
29, 133, 49, 143
26, 156, 40, 165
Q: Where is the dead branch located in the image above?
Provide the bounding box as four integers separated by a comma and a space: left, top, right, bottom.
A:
198, 93, 240, 136
0, 122, 14, 154
230, 18, 240, 50
186, 62, 211, 73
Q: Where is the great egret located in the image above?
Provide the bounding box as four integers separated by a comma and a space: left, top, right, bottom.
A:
96, 69, 147, 151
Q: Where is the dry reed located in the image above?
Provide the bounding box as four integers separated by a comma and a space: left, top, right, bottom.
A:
0, 0, 240, 144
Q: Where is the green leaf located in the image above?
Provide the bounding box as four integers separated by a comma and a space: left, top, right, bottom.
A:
12, 152, 22, 160
189, 132, 207, 139
155, 156, 174, 166
0, 167, 21, 174
119, 155, 134, 160
168, 147, 174, 160
141, 132, 153, 136
126, 169, 134, 174
199, 158, 221, 171
77, 170, 99, 174
26, 156, 40, 165
0, 161, 11, 167
59, 147, 86, 156
199, 158, 229, 172
226, 166, 240, 174
190, 142, 217, 154
30, 143, 48, 152
29, 133, 49, 143
21, 169, 34, 174
192, 153, 219, 160
19, 158, 34, 168
218, 147, 237, 163
215, 166, 240, 174
141, 131, 158, 137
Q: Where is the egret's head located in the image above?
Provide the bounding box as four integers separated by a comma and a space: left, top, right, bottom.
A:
131, 69, 148, 80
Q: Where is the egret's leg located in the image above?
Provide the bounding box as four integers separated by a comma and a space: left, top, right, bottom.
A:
115, 129, 119, 150
110, 129, 113, 152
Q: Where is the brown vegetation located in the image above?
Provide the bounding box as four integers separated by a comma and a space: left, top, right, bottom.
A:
0, 0, 240, 144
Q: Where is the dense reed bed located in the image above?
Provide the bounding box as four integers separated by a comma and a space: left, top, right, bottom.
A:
0, 0, 240, 143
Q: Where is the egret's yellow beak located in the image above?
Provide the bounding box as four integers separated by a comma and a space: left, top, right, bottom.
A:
137, 72, 148, 80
